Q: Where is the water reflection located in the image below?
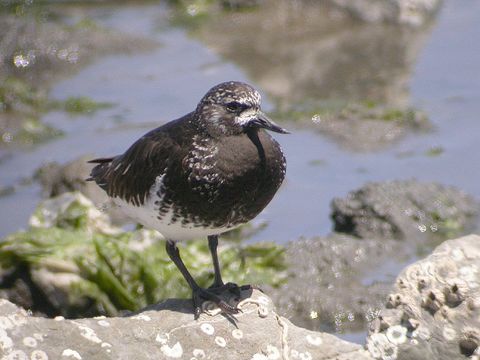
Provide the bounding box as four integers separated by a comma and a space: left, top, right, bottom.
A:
190, 0, 437, 108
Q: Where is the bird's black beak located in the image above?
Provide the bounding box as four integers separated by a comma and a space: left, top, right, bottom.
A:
249, 112, 290, 134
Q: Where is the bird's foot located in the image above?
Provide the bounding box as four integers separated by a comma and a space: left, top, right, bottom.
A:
208, 281, 244, 298
192, 287, 240, 318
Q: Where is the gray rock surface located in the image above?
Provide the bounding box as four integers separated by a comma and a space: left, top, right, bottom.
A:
35, 156, 129, 224
1, 234, 479, 359
311, 104, 431, 152
0, 289, 370, 360
331, 180, 479, 241
274, 233, 396, 333
273, 180, 478, 334
367, 234, 480, 359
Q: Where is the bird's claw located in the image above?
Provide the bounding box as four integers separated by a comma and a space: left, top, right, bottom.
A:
193, 287, 240, 318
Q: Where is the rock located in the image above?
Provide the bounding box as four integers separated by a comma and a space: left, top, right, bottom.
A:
309, 103, 431, 152
327, 0, 442, 26
0, 192, 287, 319
1, 235, 479, 359
274, 180, 479, 334
274, 233, 396, 334
36, 156, 97, 198
35, 156, 129, 225
331, 180, 479, 241
0, 289, 371, 360
367, 234, 480, 359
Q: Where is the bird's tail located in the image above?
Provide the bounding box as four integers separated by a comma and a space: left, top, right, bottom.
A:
86, 157, 115, 184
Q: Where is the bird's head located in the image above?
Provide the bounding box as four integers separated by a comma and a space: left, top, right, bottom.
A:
195, 81, 289, 137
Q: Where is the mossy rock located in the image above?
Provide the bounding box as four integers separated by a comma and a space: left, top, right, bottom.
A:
0, 192, 287, 318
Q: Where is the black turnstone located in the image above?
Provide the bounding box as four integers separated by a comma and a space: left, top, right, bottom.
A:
88, 81, 288, 316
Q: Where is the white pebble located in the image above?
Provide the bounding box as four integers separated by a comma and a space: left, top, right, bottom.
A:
386, 325, 408, 345
161, 342, 183, 358
22, 336, 37, 347
192, 349, 205, 358
30, 350, 49, 360
5, 350, 27, 360
306, 334, 323, 346
131, 314, 151, 322
200, 323, 214, 335
0, 316, 14, 329
215, 336, 226, 347
0, 328, 13, 350
156, 333, 169, 345
266, 345, 280, 359
33, 333, 45, 342
77, 325, 102, 344
62, 349, 82, 359
251, 354, 268, 360
232, 329, 243, 339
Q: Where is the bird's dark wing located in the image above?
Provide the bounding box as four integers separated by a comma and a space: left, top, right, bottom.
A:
88, 128, 182, 206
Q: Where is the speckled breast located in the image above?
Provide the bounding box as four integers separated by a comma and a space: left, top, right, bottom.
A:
161, 130, 286, 229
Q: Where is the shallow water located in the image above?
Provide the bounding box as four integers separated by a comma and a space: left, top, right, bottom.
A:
1, 0, 480, 343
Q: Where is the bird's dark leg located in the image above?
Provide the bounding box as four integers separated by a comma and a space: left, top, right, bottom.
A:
165, 239, 239, 317
165, 239, 198, 290
208, 235, 224, 288
207, 235, 243, 298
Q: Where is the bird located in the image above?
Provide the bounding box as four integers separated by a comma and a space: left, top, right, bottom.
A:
87, 81, 288, 316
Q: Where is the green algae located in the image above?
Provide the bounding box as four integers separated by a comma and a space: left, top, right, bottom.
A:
0, 192, 287, 317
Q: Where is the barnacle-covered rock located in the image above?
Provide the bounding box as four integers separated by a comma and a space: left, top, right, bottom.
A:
368, 234, 480, 359
0, 290, 371, 360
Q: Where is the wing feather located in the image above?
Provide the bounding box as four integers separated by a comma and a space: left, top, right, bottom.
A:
88, 129, 181, 206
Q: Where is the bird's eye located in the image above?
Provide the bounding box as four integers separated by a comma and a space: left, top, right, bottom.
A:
226, 101, 247, 112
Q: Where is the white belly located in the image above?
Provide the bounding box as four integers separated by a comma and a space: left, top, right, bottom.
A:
112, 196, 238, 241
